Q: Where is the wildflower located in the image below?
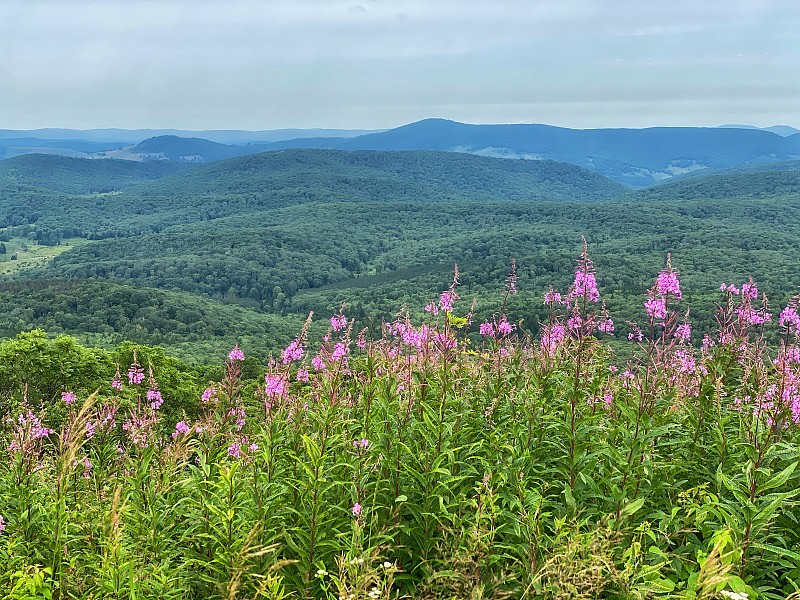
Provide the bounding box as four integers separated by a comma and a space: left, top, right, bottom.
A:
497, 320, 514, 336
61, 391, 77, 405
598, 318, 614, 333
544, 287, 565, 306
353, 438, 369, 449
201, 387, 218, 403
297, 369, 309, 382
675, 323, 691, 342
172, 421, 191, 439
227, 443, 242, 459
424, 301, 440, 315
479, 322, 495, 337
330, 314, 348, 332
439, 290, 456, 312
111, 377, 122, 391
228, 345, 245, 362
656, 270, 682, 300
351, 502, 363, 516
0, 515, 4, 533
147, 388, 163, 410
570, 270, 600, 302
332, 342, 349, 362
312, 355, 326, 371
127, 366, 144, 385
282, 340, 304, 364
80, 457, 93, 479
644, 297, 667, 320
264, 374, 288, 399
779, 305, 800, 334
383, 562, 393, 569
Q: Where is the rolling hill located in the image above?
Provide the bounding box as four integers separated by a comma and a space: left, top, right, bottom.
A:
2, 149, 800, 360
260, 119, 800, 186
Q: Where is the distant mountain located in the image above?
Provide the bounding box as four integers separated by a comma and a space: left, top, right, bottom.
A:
258, 119, 800, 187
5, 120, 800, 185
718, 124, 800, 137
89, 135, 258, 163
0, 127, 379, 146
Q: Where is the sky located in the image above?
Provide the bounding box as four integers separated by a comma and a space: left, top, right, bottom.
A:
1, 0, 799, 130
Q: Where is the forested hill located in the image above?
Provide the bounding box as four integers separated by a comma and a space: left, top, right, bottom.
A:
3, 147, 800, 362
260, 119, 800, 186
0, 153, 193, 194
628, 170, 800, 202
0, 149, 626, 240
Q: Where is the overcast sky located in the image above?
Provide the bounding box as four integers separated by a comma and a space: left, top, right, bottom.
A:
1, 0, 799, 130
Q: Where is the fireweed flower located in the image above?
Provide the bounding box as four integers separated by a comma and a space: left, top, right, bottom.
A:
330, 314, 348, 332
598, 318, 615, 334
656, 270, 682, 300
675, 323, 691, 342
497, 320, 514, 336
296, 369, 310, 382
779, 304, 800, 335
147, 388, 163, 410
0, 515, 5, 533
312, 355, 326, 371
351, 502, 363, 516
264, 374, 289, 399
172, 421, 191, 439
479, 322, 495, 337
128, 366, 144, 386
282, 340, 304, 364
424, 301, 440, 315
228, 345, 245, 362
353, 438, 369, 449
439, 291, 455, 312
61, 391, 77, 405
201, 387, 218, 404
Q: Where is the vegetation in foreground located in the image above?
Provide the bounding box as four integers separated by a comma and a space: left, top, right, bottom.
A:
1, 243, 800, 599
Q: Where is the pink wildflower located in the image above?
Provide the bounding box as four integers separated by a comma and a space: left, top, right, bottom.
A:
147, 388, 163, 410
61, 391, 77, 406
282, 340, 304, 364
312, 355, 326, 371
297, 369, 310, 382
351, 503, 362, 516
0, 515, 5, 533
479, 322, 495, 337
675, 323, 691, 342
439, 291, 455, 312
228, 345, 245, 362
656, 270, 682, 300
172, 421, 191, 439
330, 314, 348, 332
497, 320, 514, 336
264, 374, 289, 399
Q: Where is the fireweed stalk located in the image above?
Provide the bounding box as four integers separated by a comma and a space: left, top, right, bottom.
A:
614, 255, 686, 523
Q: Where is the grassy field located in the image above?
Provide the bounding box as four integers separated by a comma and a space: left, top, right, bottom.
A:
0, 237, 88, 275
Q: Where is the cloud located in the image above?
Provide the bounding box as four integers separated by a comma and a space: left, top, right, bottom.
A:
0, 0, 797, 128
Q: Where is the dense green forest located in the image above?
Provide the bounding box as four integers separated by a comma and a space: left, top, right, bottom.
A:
0, 149, 799, 362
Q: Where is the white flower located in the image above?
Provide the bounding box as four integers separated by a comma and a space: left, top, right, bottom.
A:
382, 561, 393, 569
720, 591, 748, 600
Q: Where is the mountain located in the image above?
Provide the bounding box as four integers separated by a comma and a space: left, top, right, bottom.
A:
89, 135, 257, 163
258, 119, 800, 187
0, 128, 380, 160
719, 124, 800, 137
